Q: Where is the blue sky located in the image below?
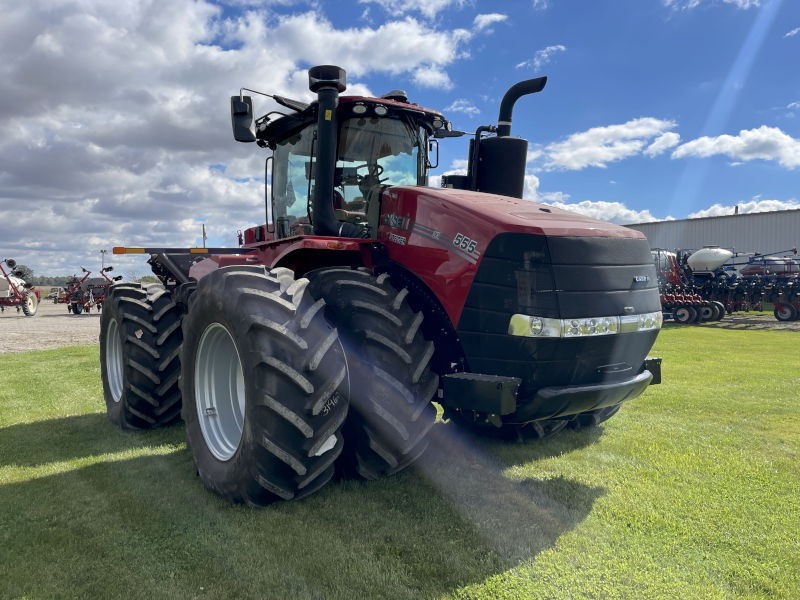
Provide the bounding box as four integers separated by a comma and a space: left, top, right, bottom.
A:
0, 0, 798, 274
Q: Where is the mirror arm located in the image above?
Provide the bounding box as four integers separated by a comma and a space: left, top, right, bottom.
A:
240, 87, 274, 102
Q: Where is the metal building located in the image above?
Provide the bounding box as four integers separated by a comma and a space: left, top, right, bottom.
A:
625, 209, 800, 254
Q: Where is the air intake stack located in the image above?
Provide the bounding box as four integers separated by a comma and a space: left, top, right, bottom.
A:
307, 65, 368, 238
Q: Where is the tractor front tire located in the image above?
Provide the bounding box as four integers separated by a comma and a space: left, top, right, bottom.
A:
21, 292, 38, 317
180, 266, 348, 506
307, 268, 438, 481
100, 282, 184, 430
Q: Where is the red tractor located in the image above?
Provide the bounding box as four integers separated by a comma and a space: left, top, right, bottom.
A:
0, 259, 40, 316
103, 66, 662, 506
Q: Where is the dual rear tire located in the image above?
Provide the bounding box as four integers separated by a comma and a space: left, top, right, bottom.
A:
100, 282, 184, 430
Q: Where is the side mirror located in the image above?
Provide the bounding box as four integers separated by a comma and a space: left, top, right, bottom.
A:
434, 128, 466, 139
231, 96, 256, 143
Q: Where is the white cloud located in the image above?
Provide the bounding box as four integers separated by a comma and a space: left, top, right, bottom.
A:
539, 200, 663, 224
473, 13, 507, 32
0, 1, 480, 274
359, 0, 466, 19
413, 65, 453, 89
516, 45, 566, 72
543, 118, 677, 170
644, 132, 681, 157
445, 99, 480, 116
533, 0, 549, 9
672, 126, 800, 169
688, 197, 799, 218
663, 0, 759, 9
783, 27, 800, 37
788, 102, 800, 109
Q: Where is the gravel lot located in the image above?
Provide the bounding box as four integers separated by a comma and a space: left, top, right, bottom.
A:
2, 300, 796, 355
0, 301, 101, 354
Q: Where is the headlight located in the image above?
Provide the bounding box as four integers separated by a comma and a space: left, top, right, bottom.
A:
508, 311, 662, 338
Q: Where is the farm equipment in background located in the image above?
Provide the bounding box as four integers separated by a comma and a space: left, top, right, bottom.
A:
741, 249, 800, 321
652, 248, 726, 323
652, 246, 799, 323
0, 258, 40, 316
102, 65, 662, 506
64, 266, 120, 314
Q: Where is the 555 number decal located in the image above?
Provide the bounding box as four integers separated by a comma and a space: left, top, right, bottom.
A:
453, 233, 478, 254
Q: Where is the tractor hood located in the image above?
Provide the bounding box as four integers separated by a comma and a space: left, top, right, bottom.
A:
378, 185, 654, 327
394, 187, 645, 240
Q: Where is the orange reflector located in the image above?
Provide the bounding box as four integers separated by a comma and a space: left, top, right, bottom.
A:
112, 247, 125, 254
190, 248, 209, 254
327, 241, 345, 250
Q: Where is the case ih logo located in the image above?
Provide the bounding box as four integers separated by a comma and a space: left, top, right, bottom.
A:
385, 214, 407, 229
634, 276, 650, 283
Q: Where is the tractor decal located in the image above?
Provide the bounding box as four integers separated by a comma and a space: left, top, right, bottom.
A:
384, 212, 481, 265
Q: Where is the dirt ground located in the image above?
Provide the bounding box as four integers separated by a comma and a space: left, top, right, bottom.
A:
2, 299, 796, 355
0, 300, 101, 354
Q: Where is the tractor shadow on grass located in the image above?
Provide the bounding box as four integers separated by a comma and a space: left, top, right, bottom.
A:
0, 412, 185, 469
0, 416, 606, 598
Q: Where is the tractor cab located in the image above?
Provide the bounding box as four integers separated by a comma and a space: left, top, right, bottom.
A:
233, 66, 446, 243
270, 102, 432, 239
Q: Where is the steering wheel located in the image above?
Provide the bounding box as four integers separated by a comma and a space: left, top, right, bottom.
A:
353, 163, 386, 185
354, 163, 384, 176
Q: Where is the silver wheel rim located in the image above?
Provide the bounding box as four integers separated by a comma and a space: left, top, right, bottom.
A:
675, 308, 689, 321
106, 318, 124, 402
195, 323, 245, 462
26, 294, 37, 313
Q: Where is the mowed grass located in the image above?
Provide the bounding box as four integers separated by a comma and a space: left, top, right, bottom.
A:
0, 328, 798, 599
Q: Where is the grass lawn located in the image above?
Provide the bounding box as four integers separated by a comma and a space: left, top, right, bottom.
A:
0, 327, 798, 599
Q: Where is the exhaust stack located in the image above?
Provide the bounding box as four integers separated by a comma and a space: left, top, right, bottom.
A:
470, 76, 548, 199
496, 76, 547, 137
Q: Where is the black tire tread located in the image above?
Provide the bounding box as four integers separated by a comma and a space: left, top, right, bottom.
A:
307, 267, 438, 480
181, 266, 349, 506
100, 282, 184, 430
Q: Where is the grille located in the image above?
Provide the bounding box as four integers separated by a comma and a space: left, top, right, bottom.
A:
456, 233, 660, 396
